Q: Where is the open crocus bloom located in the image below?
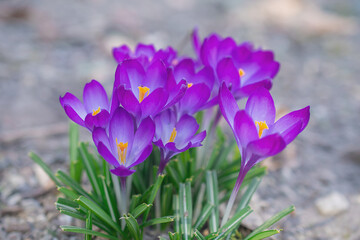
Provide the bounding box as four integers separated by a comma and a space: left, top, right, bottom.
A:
92, 107, 155, 177
116, 59, 186, 123
173, 58, 215, 115
153, 109, 206, 173
113, 43, 178, 69
192, 30, 279, 99
219, 82, 310, 179
59, 80, 111, 130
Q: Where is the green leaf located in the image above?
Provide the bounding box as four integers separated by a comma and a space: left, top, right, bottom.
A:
131, 203, 152, 218
101, 178, 119, 224
124, 214, 141, 240
56, 170, 95, 203
179, 182, 192, 240
206, 171, 219, 233
143, 173, 165, 221
85, 211, 92, 240
28, 152, 62, 186
247, 229, 282, 240
79, 143, 101, 197
161, 184, 173, 216
173, 195, 180, 234
215, 206, 253, 240
61, 226, 118, 240
194, 203, 214, 230
76, 196, 123, 233
58, 187, 79, 200
244, 205, 295, 240
237, 177, 262, 212
169, 232, 181, 240
129, 194, 142, 213
141, 216, 174, 228
192, 183, 206, 225
193, 229, 206, 240
69, 122, 82, 183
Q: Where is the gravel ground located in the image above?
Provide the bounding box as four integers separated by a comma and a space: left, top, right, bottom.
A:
0, 0, 360, 239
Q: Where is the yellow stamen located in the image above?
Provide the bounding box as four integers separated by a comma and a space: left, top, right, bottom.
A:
168, 128, 177, 142
116, 138, 128, 164
239, 68, 245, 77
92, 107, 101, 116
138, 86, 150, 103
187, 83, 193, 88
255, 121, 269, 138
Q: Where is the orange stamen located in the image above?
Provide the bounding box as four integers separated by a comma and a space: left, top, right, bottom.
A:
168, 128, 177, 142
92, 107, 101, 116
255, 121, 269, 138
116, 138, 128, 164
138, 86, 150, 103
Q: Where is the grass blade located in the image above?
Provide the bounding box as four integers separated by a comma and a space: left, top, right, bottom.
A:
193, 203, 214, 230
141, 216, 174, 227
131, 203, 152, 218
237, 177, 262, 213
61, 226, 118, 240
193, 229, 206, 240
69, 122, 82, 183
206, 171, 219, 233
29, 152, 62, 186
79, 143, 101, 197
76, 196, 123, 233
124, 214, 141, 240
143, 173, 165, 221
244, 205, 295, 240
247, 229, 282, 240
179, 182, 192, 240
85, 211, 92, 240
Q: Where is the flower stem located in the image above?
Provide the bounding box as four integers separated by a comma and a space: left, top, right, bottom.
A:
220, 168, 246, 227
120, 177, 127, 229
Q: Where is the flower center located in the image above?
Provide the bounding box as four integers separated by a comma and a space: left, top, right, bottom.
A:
238, 68, 245, 77
255, 121, 268, 138
187, 83, 193, 88
116, 138, 128, 165
138, 86, 150, 103
168, 128, 177, 143
92, 107, 101, 116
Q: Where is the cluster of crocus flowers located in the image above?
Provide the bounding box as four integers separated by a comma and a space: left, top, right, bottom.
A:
60, 31, 310, 216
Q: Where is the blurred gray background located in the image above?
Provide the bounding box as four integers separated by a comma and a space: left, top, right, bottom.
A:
0, 0, 359, 239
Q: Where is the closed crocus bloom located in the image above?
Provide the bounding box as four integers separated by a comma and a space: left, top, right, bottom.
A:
115, 59, 186, 123
153, 109, 206, 173
113, 43, 178, 69
92, 107, 155, 177
59, 80, 113, 131
218, 82, 310, 226
192, 30, 279, 99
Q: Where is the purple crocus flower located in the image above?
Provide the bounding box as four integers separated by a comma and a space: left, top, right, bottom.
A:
113, 43, 177, 69
192, 30, 280, 99
218, 82, 310, 225
115, 59, 187, 123
59, 80, 114, 130
173, 58, 216, 116
153, 109, 206, 173
92, 107, 155, 177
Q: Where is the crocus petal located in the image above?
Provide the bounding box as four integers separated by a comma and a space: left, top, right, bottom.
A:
109, 108, 135, 157
92, 127, 111, 149
245, 87, 276, 124
154, 109, 176, 142
110, 165, 136, 177
216, 58, 240, 90
121, 59, 146, 93
192, 28, 201, 57
114, 64, 131, 89
146, 59, 167, 89
83, 80, 109, 113
85, 110, 110, 130
271, 106, 310, 144
140, 88, 168, 118
135, 44, 155, 59
164, 79, 187, 109
247, 133, 286, 159
231, 42, 253, 65
234, 79, 272, 99
194, 66, 215, 90
128, 144, 153, 168
174, 59, 195, 83
165, 141, 192, 153
218, 82, 239, 129
233, 110, 259, 149
62, 104, 86, 127
178, 83, 210, 116
97, 142, 120, 167
117, 85, 141, 119
217, 37, 236, 61
200, 34, 221, 67
59, 92, 87, 120
130, 117, 155, 166
189, 130, 206, 147
174, 114, 199, 146
112, 45, 131, 63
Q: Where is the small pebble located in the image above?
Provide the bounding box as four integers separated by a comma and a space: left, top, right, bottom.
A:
315, 192, 349, 216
